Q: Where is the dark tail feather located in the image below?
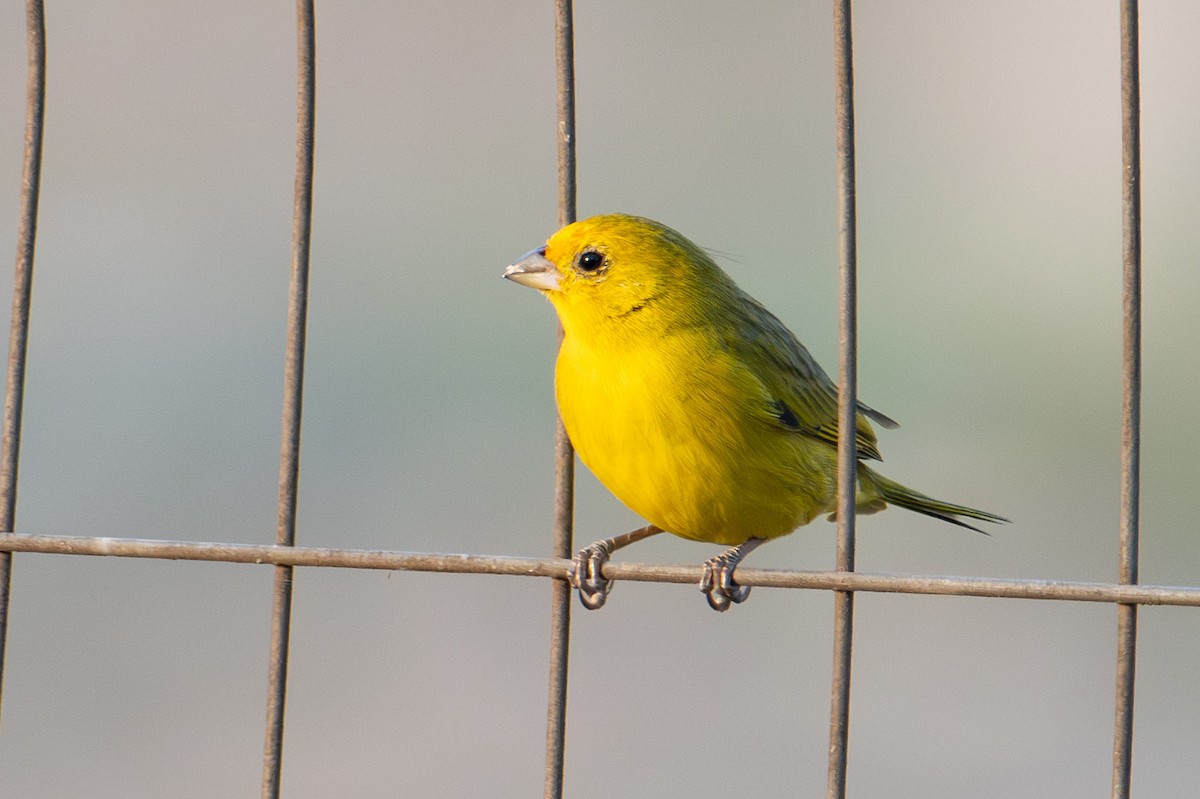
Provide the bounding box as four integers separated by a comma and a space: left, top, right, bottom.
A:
858, 464, 1009, 534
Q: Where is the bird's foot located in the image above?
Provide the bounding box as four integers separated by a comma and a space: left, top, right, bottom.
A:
698, 537, 766, 612
568, 540, 616, 610
699, 553, 751, 612
567, 525, 663, 610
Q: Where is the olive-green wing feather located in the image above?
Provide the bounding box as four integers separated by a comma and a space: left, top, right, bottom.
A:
727, 290, 896, 461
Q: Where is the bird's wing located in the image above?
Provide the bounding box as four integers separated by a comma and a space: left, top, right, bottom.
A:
728, 292, 896, 461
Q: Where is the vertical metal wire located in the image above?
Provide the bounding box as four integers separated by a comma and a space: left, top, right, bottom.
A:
544, 2, 576, 797
1112, 2, 1141, 797
262, 1, 315, 796
0, 0, 46, 717
826, 1, 857, 796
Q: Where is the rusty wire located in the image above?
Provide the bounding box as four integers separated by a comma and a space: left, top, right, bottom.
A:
828, 1, 858, 796
544, 2, 577, 797
2, 534, 1199, 608
1113, 1, 1142, 797
261, 1, 317, 796
0, 0, 45, 721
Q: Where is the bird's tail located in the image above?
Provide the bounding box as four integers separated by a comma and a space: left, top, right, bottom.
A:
853, 464, 1009, 534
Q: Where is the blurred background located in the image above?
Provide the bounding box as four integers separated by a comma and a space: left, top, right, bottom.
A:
0, 1, 1197, 796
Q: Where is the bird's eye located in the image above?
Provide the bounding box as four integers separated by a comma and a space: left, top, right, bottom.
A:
577, 249, 605, 272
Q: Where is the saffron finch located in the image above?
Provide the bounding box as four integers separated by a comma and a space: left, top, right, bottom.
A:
504, 214, 1005, 611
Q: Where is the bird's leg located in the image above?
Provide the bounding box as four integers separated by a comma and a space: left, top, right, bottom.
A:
699, 537, 767, 612
568, 524, 663, 610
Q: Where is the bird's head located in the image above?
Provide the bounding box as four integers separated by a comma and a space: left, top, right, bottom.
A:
504, 214, 730, 341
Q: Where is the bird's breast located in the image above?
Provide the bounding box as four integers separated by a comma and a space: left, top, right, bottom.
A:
554, 333, 833, 545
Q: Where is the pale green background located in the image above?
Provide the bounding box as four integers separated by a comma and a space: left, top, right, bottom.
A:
0, 1, 1198, 796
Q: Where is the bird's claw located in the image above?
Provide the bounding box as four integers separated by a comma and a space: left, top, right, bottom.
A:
699, 552, 752, 612
568, 541, 615, 610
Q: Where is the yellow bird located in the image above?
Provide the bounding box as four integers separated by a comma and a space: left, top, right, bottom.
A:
505, 214, 1005, 611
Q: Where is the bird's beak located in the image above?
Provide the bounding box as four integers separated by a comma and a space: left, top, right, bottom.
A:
503, 247, 560, 291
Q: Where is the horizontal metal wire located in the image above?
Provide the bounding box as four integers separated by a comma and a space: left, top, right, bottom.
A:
3, 533, 1198, 607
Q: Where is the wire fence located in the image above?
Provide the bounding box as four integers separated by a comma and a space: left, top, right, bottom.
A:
0, 1, 1173, 797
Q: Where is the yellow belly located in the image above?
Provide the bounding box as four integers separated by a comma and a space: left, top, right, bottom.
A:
555, 337, 836, 546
